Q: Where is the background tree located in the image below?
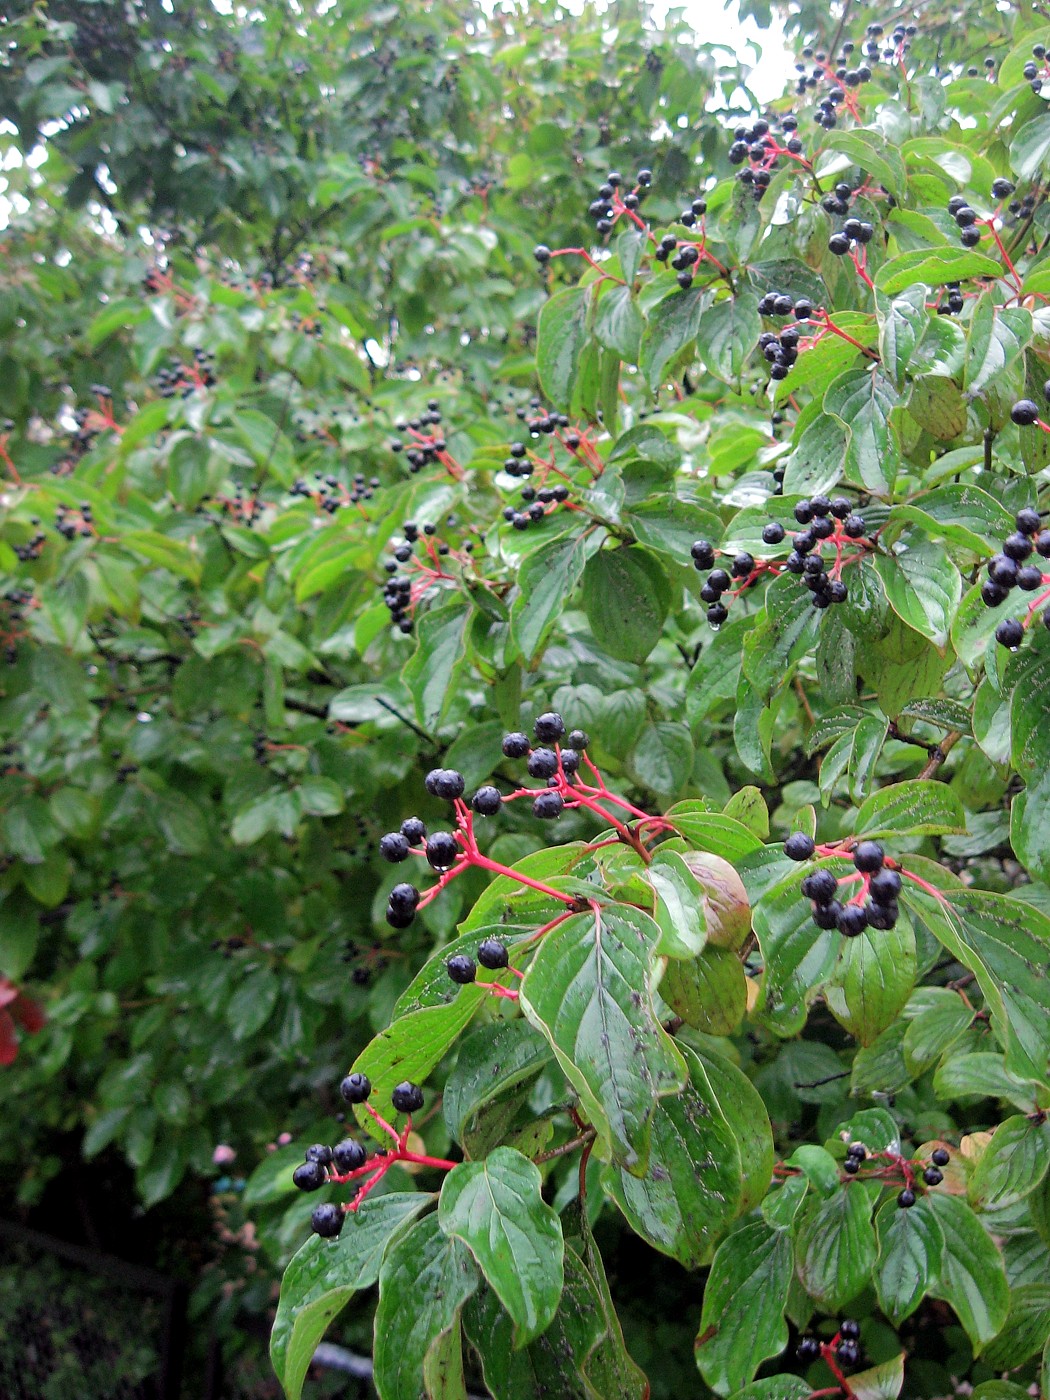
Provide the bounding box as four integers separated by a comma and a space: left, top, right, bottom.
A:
2, 1, 1050, 1397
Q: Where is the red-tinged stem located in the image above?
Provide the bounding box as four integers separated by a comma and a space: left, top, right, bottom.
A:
819, 1343, 857, 1398
467, 852, 576, 904
983, 220, 1023, 295
851, 247, 875, 291
549, 247, 626, 284
365, 1102, 402, 1145
815, 312, 879, 361
899, 869, 951, 904
398, 1151, 460, 1170
346, 1162, 390, 1211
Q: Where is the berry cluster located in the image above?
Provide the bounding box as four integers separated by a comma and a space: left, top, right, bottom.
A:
757, 292, 805, 381
827, 214, 875, 258
378, 713, 672, 929
379, 520, 473, 634
977, 506, 1050, 648
290, 469, 380, 512
797, 1316, 862, 1371
581, 167, 651, 238
728, 116, 805, 202
1023, 42, 1050, 93
785, 834, 901, 934
840, 1140, 949, 1208
390, 401, 451, 475
502, 482, 570, 532
54, 503, 95, 541
156, 350, 217, 398
690, 497, 871, 628
293, 1074, 455, 1237
936, 281, 965, 316
12, 522, 45, 563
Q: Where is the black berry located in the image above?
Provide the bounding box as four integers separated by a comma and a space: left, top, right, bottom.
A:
426, 831, 459, 870
380, 832, 411, 862
392, 1081, 425, 1113
332, 1139, 367, 1172
471, 785, 502, 815
477, 938, 509, 969
340, 1072, 372, 1103
447, 954, 477, 984
784, 832, 816, 861
293, 1160, 327, 1191
311, 1203, 344, 1238
852, 841, 884, 873
502, 732, 531, 758
534, 711, 566, 742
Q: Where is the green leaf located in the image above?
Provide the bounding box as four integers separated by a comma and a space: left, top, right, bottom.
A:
442, 1021, 552, 1145
874, 533, 961, 651
903, 988, 974, 1077
439, 1147, 563, 1346
969, 1115, 1050, 1211
696, 1221, 793, 1395
510, 527, 603, 663
873, 1195, 944, 1326
794, 1185, 877, 1311
373, 1214, 479, 1400
595, 286, 643, 362
825, 916, 917, 1046
695, 292, 761, 385
752, 871, 840, 1033
661, 944, 747, 1036
646, 849, 707, 958
741, 575, 820, 703
402, 599, 471, 729
901, 884, 1050, 1083
349, 998, 484, 1131
640, 286, 710, 390
875, 247, 1005, 297
726, 1382, 811, 1400
965, 295, 1032, 394
580, 546, 671, 665
519, 904, 687, 1174
602, 1047, 742, 1269
855, 780, 966, 838
271, 1194, 431, 1400
1011, 112, 1050, 180
824, 368, 899, 495
848, 1354, 906, 1400
536, 286, 592, 411
926, 1191, 1010, 1352
982, 1283, 1050, 1371
823, 129, 907, 199
694, 1048, 775, 1214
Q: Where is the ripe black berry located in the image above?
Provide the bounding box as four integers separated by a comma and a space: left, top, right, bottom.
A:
311, 1203, 344, 1238
340, 1072, 372, 1104
502, 732, 531, 758
471, 785, 502, 816
852, 841, 884, 873
931, 1147, 950, 1166
400, 817, 426, 844
426, 831, 459, 870
1011, 399, 1039, 426
305, 1143, 333, 1164
333, 1139, 367, 1172
839, 1319, 860, 1341
527, 747, 559, 779
380, 832, 411, 862
477, 938, 509, 969
293, 1160, 327, 1191
868, 868, 901, 904
447, 954, 477, 984
796, 1336, 821, 1362
534, 711, 566, 742
388, 883, 420, 916
923, 1166, 943, 1186
828, 232, 851, 255
533, 245, 552, 264
568, 728, 589, 750
897, 1188, 916, 1208
813, 901, 843, 930
784, 831, 816, 861
533, 791, 564, 819
802, 869, 839, 904
691, 539, 716, 568
392, 1081, 425, 1113
996, 618, 1025, 649
763, 521, 786, 546
836, 1339, 860, 1367
425, 768, 465, 800
837, 903, 868, 937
